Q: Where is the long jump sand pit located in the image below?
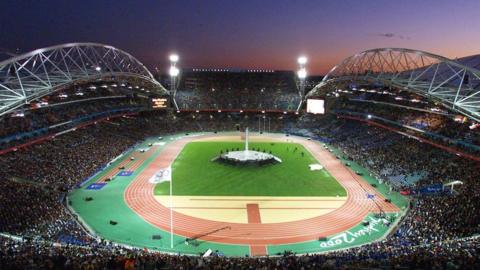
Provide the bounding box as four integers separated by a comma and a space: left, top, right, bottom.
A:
125, 133, 399, 256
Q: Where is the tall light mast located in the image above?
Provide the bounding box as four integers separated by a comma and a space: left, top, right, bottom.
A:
296, 56, 308, 112
169, 54, 180, 110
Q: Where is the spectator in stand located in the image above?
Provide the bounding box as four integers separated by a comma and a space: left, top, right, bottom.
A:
0, 94, 479, 269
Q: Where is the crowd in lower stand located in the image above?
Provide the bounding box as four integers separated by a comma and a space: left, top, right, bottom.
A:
0, 111, 479, 269
1, 235, 478, 269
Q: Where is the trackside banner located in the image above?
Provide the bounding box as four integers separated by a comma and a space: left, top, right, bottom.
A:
417, 183, 443, 195
149, 167, 171, 183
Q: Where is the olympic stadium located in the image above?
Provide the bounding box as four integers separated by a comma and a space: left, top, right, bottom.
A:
0, 40, 479, 269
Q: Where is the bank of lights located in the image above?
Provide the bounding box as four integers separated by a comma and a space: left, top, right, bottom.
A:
297, 68, 307, 79
169, 54, 179, 63
169, 66, 179, 77
297, 56, 307, 65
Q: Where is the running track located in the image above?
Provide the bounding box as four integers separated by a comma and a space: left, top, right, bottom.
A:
124, 135, 399, 255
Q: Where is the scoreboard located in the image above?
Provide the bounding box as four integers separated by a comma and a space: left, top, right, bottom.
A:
151, 97, 169, 109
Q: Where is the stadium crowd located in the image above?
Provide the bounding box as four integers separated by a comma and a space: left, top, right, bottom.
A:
0, 112, 290, 245
175, 70, 300, 111
0, 79, 155, 151
333, 91, 480, 148
1, 234, 478, 269
318, 119, 480, 241
0, 100, 479, 268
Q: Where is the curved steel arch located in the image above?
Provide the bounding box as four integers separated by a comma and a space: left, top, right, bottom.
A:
0, 42, 167, 116
308, 48, 480, 121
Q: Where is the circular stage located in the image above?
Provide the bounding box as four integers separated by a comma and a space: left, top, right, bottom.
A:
217, 150, 281, 165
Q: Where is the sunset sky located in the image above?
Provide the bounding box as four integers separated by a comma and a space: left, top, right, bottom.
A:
1, 0, 479, 75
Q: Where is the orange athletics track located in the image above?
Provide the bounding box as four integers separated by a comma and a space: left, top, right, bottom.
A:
124, 134, 399, 249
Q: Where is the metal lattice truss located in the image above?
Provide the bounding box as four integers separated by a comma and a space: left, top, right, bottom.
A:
308, 48, 480, 121
0, 42, 167, 116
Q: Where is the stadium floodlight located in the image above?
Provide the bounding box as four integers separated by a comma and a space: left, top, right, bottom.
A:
296, 55, 308, 112
168, 53, 180, 111
169, 54, 179, 63
297, 68, 307, 79
297, 56, 307, 65
169, 66, 179, 77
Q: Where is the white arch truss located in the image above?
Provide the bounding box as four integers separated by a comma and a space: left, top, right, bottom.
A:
308, 48, 480, 121
0, 42, 167, 116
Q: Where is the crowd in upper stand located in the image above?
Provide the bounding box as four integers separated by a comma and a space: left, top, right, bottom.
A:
332, 89, 480, 153
0, 80, 479, 268
175, 70, 300, 110
0, 98, 140, 144
0, 80, 152, 149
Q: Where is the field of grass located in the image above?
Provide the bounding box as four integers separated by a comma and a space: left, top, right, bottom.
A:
154, 141, 346, 197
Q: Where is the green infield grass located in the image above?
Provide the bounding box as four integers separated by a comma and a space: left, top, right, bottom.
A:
154, 141, 346, 197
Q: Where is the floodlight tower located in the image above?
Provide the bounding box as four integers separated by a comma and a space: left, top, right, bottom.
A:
169, 54, 180, 110
296, 56, 308, 112
167, 53, 179, 251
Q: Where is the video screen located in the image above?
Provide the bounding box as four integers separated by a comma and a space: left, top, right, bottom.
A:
306, 99, 325, 114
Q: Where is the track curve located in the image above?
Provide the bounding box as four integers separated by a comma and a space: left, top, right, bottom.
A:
124, 134, 399, 245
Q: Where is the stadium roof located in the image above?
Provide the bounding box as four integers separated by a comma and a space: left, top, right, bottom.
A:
456, 54, 480, 70
0, 42, 167, 117
308, 48, 480, 121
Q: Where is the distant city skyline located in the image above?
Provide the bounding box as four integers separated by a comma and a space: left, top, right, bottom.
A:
1, 0, 479, 75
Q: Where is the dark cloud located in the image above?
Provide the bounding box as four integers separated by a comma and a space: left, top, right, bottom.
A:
378, 33, 395, 38
376, 33, 411, 40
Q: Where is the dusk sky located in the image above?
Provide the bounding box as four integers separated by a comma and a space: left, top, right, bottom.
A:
0, 0, 479, 75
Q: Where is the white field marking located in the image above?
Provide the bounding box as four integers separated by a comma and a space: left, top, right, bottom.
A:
309, 164, 324, 171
